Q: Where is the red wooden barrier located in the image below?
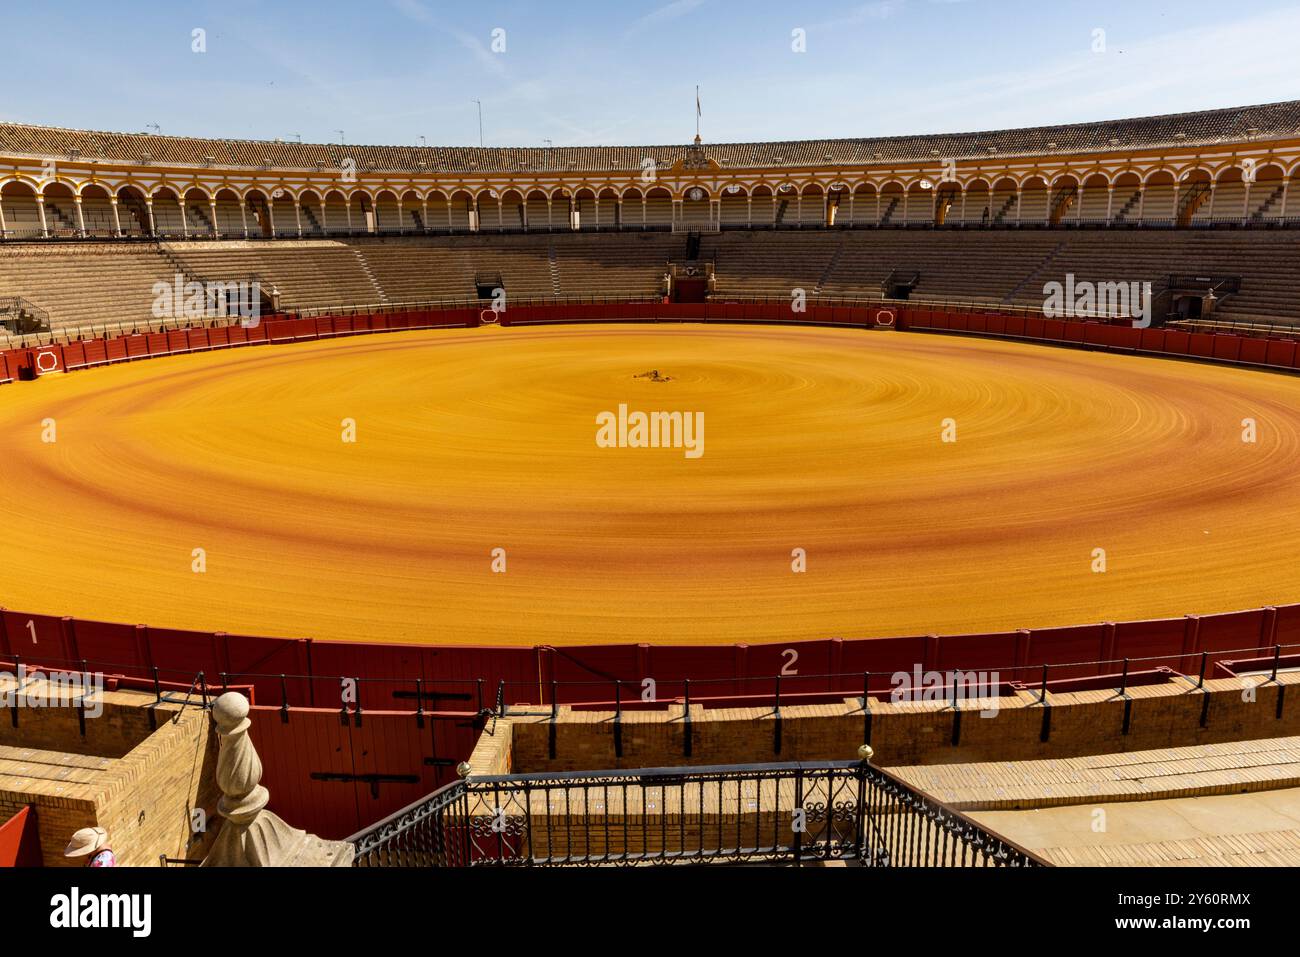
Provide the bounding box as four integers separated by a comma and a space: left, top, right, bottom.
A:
29, 345, 65, 377
0, 806, 42, 867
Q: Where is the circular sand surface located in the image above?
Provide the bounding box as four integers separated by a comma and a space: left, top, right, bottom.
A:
1, 324, 1298, 646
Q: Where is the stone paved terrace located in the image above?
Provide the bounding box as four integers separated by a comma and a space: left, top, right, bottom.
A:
890, 736, 1300, 810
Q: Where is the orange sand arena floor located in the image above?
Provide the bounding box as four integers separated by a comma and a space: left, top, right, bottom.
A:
1, 323, 1299, 647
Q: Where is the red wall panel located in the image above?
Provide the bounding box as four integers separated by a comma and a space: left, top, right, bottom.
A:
29, 345, 65, 376
61, 341, 88, 370
0, 806, 42, 868
1212, 334, 1242, 362
1163, 330, 1190, 355
1237, 337, 1268, 365
1189, 332, 1216, 358
1266, 339, 1296, 369
1113, 617, 1192, 671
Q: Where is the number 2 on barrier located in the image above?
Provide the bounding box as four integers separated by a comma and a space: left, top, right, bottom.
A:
781, 648, 798, 675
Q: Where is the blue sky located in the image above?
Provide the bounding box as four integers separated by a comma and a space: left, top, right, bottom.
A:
6, 0, 1300, 146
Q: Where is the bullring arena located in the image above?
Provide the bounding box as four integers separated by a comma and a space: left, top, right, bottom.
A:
5, 97, 1300, 876
3, 322, 1300, 647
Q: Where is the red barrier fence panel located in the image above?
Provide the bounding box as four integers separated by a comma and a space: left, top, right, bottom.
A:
1003, 315, 1026, 338
0, 806, 42, 868
1163, 330, 1191, 355
1274, 603, 1300, 647
933, 631, 1020, 674
1237, 337, 1268, 366
62, 341, 88, 370
250, 707, 370, 839
29, 345, 65, 377
1024, 624, 1109, 681
307, 640, 427, 712
138, 625, 227, 694
207, 326, 230, 349
104, 337, 128, 363
167, 330, 191, 354
1139, 328, 1166, 353
219, 633, 314, 706
186, 328, 211, 352
0, 351, 12, 385
1188, 333, 1217, 358
65, 618, 149, 677
837, 635, 930, 687
1266, 339, 1296, 369
1197, 608, 1270, 657
1113, 617, 1194, 673
0, 610, 78, 666
1212, 335, 1242, 363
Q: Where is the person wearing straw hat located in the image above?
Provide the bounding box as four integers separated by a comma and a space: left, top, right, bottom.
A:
64, 827, 116, 867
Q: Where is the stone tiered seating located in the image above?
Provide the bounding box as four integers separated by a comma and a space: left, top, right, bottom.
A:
0, 243, 178, 332
1006, 230, 1300, 324
166, 241, 383, 310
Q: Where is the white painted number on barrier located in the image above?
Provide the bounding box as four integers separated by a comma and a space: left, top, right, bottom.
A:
781, 648, 798, 676
26, 619, 37, 644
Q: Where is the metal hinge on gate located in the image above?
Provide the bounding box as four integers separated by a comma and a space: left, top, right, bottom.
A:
310, 771, 420, 799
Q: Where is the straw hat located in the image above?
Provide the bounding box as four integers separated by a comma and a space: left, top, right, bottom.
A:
64, 826, 109, 857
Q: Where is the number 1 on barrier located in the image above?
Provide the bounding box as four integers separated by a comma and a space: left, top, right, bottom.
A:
26, 619, 37, 644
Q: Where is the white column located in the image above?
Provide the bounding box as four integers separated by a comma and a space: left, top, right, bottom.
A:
210, 200, 220, 237
144, 199, 155, 237
179, 201, 189, 239
1075, 187, 1084, 225
547, 199, 553, 229
902, 191, 909, 225
746, 196, 752, 227
1, 197, 9, 238
422, 200, 429, 233
240, 202, 249, 239
875, 193, 881, 225
1014, 188, 1023, 225
497, 197, 504, 231
110, 199, 122, 237
295, 201, 303, 238
1105, 186, 1114, 225
641, 198, 646, 229
1281, 181, 1291, 222
1170, 184, 1180, 227
74, 196, 86, 237
36, 196, 49, 238
1241, 182, 1252, 225
848, 193, 855, 226
960, 189, 968, 225
593, 198, 600, 231
266, 201, 276, 237
1136, 186, 1146, 225
1207, 184, 1217, 221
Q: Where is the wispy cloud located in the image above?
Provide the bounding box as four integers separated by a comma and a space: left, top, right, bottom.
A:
626, 0, 706, 38
391, 0, 509, 78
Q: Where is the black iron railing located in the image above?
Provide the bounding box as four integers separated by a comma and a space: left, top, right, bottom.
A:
348, 759, 1046, 868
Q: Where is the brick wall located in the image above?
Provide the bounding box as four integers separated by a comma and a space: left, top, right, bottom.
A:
500, 672, 1300, 774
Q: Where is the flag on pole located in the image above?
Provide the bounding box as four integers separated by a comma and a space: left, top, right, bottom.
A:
696, 85, 701, 118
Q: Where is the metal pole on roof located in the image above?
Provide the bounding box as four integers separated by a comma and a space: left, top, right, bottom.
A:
473, 99, 483, 148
